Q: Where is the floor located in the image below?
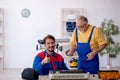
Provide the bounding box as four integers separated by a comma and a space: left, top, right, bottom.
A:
0, 68, 48, 80
0, 68, 24, 80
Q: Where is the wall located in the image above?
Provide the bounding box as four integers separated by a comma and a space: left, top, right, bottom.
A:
0, 0, 120, 68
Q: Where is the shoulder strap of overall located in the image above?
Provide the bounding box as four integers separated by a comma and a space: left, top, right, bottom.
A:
88, 26, 95, 42
75, 28, 78, 43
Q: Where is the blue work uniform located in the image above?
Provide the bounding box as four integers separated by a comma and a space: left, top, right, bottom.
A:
33, 50, 68, 75
76, 26, 99, 74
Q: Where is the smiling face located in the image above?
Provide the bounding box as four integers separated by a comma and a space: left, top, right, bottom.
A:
43, 35, 56, 54
44, 38, 55, 53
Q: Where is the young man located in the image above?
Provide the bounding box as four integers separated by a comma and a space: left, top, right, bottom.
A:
33, 34, 68, 75
66, 15, 107, 74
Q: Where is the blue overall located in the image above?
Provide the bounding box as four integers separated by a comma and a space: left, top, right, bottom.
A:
76, 26, 99, 74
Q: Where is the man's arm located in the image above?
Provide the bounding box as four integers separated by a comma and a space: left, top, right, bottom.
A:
66, 46, 76, 56
87, 43, 107, 60
93, 43, 107, 55
33, 56, 43, 75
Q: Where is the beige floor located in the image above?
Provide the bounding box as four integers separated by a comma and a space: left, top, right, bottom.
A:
0, 68, 24, 80
0, 68, 48, 80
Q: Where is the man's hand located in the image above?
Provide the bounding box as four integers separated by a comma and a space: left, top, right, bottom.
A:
65, 46, 76, 56
41, 56, 50, 65
65, 49, 73, 56
86, 43, 107, 60
86, 52, 95, 60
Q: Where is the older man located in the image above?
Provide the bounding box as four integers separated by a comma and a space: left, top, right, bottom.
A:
66, 15, 107, 74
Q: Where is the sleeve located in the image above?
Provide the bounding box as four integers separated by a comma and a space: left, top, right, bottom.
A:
94, 27, 107, 46
70, 29, 77, 48
32, 56, 43, 75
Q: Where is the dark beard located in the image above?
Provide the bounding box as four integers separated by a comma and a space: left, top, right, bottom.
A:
47, 46, 54, 52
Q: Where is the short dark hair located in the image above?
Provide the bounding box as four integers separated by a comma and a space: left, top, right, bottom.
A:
76, 15, 88, 23
43, 34, 55, 44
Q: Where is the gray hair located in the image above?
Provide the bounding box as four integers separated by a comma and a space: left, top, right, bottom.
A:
76, 15, 88, 23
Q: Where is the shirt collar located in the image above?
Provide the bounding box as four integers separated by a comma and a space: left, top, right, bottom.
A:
44, 50, 57, 56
